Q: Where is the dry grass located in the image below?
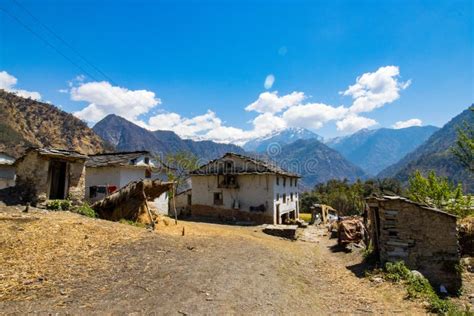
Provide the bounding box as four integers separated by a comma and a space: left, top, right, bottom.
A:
0, 209, 146, 301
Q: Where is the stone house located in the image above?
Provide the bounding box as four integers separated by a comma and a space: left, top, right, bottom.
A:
366, 195, 461, 291
14, 148, 87, 204
85, 151, 169, 214
189, 153, 300, 224
0, 152, 16, 189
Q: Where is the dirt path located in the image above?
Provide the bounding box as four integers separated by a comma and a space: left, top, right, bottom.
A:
0, 208, 426, 315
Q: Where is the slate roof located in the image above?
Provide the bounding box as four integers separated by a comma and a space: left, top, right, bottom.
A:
366, 195, 457, 218
0, 152, 16, 165
35, 148, 88, 160
86, 151, 151, 168
190, 152, 300, 177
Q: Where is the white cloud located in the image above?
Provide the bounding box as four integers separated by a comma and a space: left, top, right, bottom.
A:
392, 118, 422, 129
245, 91, 305, 114
72, 81, 160, 123
264, 74, 275, 89
251, 113, 287, 135
336, 114, 378, 134
282, 103, 348, 129
0, 70, 41, 100
66, 65, 411, 144
148, 110, 251, 144
342, 65, 411, 113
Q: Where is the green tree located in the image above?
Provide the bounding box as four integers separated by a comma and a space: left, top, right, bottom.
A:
452, 106, 474, 172
162, 151, 199, 190
407, 170, 472, 217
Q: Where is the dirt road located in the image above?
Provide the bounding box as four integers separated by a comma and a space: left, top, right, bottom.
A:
0, 208, 426, 315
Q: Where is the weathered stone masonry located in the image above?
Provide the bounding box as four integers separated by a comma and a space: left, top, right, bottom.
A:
367, 196, 461, 291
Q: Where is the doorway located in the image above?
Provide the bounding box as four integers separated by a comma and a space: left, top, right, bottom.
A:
49, 160, 67, 199
276, 204, 280, 224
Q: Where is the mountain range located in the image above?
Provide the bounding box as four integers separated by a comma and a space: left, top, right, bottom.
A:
1, 89, 471, 192
243, 127, 322, 153
378, 106, 474, 192
273, 138, 367, 189
327, 126, 439, 175
92, 114, 245, 161
0, 90, 108, 158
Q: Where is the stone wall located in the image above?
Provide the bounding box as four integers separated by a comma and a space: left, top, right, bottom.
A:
67, 161, 86, 203
368, 199, 460, 291
15, 151, 50, 203
191, 204, 274, 224
15, 151, 86, 204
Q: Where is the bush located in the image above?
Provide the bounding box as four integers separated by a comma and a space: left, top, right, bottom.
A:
383, 261, 463, 314
46, 199, 72, 211
73, 203, 96, 218
384, 261, 411, 282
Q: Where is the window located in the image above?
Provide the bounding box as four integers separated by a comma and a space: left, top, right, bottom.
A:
276, 193, 280, 200
276, 177, 279, 185
187, 194, 192, 206
290, 193, 294, 202
144, 157, 150, 164
290, 178, 292, 187
283, 177, 286, 187
223, 175, 237, 186
283, 193, 286, 203
130, 158, 137, 165
213, 192, 223, 205
295, 178, 297, 186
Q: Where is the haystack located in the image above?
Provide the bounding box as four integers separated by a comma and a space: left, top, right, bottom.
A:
92, 179, 174, 224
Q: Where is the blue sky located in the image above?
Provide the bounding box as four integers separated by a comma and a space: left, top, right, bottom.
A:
0, 0, 472, 143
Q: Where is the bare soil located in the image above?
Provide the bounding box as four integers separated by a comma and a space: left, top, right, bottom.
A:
0, 206, 431, 315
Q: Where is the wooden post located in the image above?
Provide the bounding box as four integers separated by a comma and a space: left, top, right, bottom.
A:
173, 182, 178, 225
143, 189, 155, 231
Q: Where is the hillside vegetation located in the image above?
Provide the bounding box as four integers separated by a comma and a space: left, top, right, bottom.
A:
0, 90, 109, 157
378, 107, 474, 192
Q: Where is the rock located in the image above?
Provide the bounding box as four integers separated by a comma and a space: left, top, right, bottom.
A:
410, 270, 424, 279
263, 225, 298, 239
370, 276, 384, 284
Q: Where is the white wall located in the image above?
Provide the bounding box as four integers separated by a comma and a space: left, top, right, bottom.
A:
191, 174, 275, 219
191, 173, 299, 224
85, 166, 169, 214
85, 166, 122, 189
272, 174, 299, 223
119, 167, 147, 187
0, 165, 15, 189
153, 193, 169, 215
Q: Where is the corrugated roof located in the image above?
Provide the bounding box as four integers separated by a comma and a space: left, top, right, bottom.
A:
190, 152, 300, 177
366, 195, 457, 218
86, 151, 151, 168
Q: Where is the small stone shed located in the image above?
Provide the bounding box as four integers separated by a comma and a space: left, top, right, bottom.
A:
367, 196, 461, 291
14, 148, 87, 204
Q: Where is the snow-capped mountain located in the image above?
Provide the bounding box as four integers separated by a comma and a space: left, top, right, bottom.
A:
243, 127, 322, 153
